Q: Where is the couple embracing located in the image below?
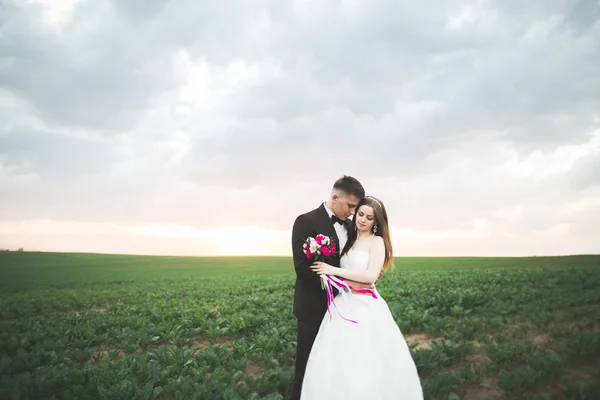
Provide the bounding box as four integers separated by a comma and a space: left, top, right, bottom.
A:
290, 175, 423, 400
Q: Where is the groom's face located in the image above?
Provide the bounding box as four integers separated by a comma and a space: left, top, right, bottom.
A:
333, 194, 360, 220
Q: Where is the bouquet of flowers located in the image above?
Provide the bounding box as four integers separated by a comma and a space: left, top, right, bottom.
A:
303, 234, 337, 262
303, 234, 337, 290
303, 234, 377, 325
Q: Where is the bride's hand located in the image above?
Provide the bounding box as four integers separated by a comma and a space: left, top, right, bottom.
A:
310, 262, 335, 276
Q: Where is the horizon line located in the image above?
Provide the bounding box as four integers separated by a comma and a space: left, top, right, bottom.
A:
1, 249, 599, 259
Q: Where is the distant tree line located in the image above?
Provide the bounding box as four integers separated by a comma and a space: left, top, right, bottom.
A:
0, 248, 24, 252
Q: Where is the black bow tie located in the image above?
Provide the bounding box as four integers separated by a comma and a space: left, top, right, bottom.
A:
331, 215, 345, 225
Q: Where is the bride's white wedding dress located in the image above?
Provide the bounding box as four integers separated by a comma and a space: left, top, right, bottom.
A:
300, 250, 424, 399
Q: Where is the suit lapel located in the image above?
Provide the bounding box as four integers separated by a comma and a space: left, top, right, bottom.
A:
341, 218, 354, 255
316, 204, 339, 246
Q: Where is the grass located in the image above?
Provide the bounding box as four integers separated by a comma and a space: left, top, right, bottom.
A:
1, 251, 599, 399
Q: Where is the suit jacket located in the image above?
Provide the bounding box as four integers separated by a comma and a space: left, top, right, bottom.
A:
291, 203, 353, 321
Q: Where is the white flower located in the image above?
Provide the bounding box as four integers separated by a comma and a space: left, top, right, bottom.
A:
310, 239, 320, 253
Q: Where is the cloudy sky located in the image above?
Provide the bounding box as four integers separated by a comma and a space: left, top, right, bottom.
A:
1, 0, 599, 257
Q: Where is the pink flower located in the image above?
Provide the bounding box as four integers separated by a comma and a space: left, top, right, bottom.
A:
303, 234, 336, 262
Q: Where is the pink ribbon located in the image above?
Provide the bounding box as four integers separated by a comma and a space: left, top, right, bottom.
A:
320, 275, 378, 324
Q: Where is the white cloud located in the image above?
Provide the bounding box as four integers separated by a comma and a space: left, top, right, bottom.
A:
497, 130, 600, 180
25, 0, 80, 30
1, 0, 599, 255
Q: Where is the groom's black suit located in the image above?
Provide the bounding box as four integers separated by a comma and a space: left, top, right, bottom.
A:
290, 203, 353, 400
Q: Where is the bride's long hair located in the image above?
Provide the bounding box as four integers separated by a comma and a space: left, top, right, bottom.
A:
343, 196, 394, 273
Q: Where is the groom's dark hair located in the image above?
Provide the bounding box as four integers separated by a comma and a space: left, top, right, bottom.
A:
332, 175, 365, 198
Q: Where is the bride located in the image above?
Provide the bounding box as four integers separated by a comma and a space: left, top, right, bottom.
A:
302, 195, 424, 399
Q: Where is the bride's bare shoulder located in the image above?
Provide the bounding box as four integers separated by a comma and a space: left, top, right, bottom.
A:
368, 235, 384, 251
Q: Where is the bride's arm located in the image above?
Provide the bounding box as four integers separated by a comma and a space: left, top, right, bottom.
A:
310, 236, 385, 284
343, 278, 374, 288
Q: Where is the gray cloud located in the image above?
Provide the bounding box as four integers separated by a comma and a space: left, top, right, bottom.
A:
109, 0, 168, 22
0, 125, 117, 178
0, 0, 599, 253
0, 1, 179, 132
569, 152, 600, 190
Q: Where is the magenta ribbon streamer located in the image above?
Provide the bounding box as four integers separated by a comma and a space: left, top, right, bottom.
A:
320, 275, 379, 324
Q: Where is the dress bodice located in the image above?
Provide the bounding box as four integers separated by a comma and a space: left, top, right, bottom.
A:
340, 250, 370, 271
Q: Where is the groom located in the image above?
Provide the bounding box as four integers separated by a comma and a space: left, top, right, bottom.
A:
290, 175, 372, 400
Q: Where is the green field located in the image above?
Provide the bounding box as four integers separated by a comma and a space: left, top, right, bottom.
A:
1, 252, 599, 399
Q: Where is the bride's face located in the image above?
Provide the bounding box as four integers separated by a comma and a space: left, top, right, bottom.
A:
355, 205, 376, 233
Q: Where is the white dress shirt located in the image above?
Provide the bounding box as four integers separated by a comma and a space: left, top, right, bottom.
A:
323, 202, 348, 252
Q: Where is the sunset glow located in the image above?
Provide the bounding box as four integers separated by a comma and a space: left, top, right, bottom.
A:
1, 219, 597, 257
